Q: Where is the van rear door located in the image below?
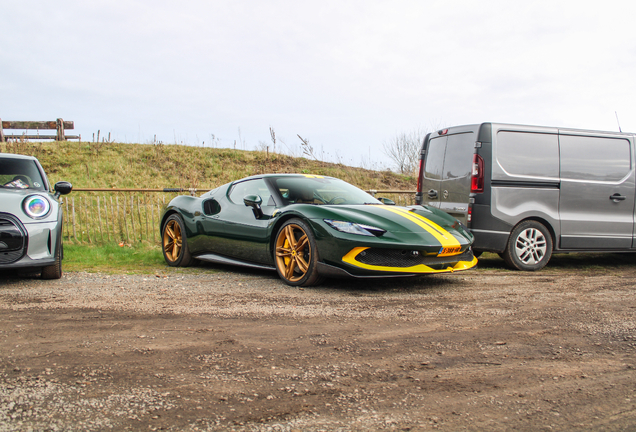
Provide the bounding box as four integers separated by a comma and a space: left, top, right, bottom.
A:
558, 132, 635, 249
419, 130, 476, 223
419, 134, 446, 209
438, 132, 476, 223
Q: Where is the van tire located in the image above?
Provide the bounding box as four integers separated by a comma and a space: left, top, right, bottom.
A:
502, 221, 552, 271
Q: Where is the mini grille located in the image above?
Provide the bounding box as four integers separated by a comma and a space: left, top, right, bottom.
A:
0, 216, 27, 264
355, 248, 472, 268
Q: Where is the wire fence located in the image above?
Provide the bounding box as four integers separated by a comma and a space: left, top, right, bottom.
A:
61, 190, 417, 245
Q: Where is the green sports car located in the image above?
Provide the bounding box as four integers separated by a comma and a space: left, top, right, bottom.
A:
160, 174, 477, 286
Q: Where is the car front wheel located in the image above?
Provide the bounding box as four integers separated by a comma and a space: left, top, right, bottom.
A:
162, 214, 194, 267
274, 218, 323, 286
41, 243, 62, 279
502, 220, 553, 271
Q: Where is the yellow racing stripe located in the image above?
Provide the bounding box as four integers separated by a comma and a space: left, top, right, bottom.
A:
374, 206, 461, 255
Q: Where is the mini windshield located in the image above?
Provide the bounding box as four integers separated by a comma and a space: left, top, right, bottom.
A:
0, 158, 47, 191
271, 176, 380, 206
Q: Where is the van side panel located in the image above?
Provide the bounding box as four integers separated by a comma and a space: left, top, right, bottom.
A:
558, 133, 635, 249
470, 126, 561, 252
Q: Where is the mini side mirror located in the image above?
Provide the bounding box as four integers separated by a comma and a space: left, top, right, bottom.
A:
54, 181, 73, 197
244, 194, 263, 219
377, 197, 395, 205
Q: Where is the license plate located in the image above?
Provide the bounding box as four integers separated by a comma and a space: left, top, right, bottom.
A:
439, 246, 461, 256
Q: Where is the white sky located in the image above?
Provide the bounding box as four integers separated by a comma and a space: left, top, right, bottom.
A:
3, 0, 636, 169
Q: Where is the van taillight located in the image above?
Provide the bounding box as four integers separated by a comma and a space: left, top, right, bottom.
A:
471, 154, 484, 193
467, 205, 472, 224
416, 159, 423, 193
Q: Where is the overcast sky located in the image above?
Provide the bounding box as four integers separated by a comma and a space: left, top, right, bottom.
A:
3, 0, 635, 169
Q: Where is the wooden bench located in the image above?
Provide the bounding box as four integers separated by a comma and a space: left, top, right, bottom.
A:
0, 118, 80, 142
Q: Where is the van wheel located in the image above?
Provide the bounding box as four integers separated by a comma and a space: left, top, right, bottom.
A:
502, 221, 552, 271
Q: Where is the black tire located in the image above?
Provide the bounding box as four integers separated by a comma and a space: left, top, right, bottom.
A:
502, 220, 553, 271
42, 243, 62, 280
274, 218, 324, 287
162, 214, 194, 267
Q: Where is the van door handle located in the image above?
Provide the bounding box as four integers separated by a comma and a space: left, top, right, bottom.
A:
428, 189, 438, 199
610, 193, 626, 202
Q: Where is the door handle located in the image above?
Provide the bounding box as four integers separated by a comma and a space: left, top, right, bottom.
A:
610, 193, 626, 202
428, 189, 438, 199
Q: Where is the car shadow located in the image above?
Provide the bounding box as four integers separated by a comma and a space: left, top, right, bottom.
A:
475, 251, 636, 272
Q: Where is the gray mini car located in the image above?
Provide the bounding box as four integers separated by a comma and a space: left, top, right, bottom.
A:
0, 153, 72, 279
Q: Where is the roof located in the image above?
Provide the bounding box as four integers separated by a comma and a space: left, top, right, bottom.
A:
0, 153, 39, 161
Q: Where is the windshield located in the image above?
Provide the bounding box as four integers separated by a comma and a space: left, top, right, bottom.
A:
271, 176, 380, 206
0, 158, 47, 191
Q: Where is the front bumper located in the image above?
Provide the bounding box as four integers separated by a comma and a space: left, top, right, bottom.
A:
0, 214, 60, 270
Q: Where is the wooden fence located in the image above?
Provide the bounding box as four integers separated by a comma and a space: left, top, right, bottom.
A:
61, 190, 416, 245
61, 192, 178, 245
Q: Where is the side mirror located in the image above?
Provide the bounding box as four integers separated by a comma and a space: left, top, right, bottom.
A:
54, 181, 73, 197
244, 194, 263, 219
377, 197, 396, 205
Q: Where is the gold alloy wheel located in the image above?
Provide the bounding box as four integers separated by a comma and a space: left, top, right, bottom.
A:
275, 223, 311, 283
163, 219, 183, 263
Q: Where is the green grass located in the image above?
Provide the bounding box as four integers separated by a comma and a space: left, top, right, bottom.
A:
0, 140, 415, 192
63, 243, 209, 274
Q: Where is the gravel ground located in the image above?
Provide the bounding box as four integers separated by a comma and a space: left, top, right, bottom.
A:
1, 255, 636, 431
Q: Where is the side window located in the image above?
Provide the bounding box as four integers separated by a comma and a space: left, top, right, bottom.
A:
560, 135, 631, 182
496, 131, 559, 178
424, 137, 446, 180
442, 132, 474, 179
228, 179, 272, 205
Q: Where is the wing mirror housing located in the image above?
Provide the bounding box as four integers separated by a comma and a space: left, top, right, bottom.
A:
377, 197, 396, 205
244, 194, 264, 219
54, 181, 73, 198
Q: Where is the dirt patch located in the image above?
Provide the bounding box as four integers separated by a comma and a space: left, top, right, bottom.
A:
1, 255, 636, 431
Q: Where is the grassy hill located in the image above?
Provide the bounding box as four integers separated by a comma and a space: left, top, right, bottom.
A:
1, 140, 415, 191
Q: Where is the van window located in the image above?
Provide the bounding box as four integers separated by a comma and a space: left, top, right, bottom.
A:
424, 137, 446, 180
560, 135, 631, 182
443, 132, 474, 179
496, 131, 559, 178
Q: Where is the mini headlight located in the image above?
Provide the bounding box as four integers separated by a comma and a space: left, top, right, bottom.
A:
324, 219, 385, 236
23, 195, 51, 219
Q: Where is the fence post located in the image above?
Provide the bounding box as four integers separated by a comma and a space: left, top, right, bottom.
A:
85, 196, 92, 244
97, 196, 104, 243
71, 197, 77, 242
136, 195, 143, 242
129, 195, 136, 243
56, 118, 65, 141
123, 195, 130, 243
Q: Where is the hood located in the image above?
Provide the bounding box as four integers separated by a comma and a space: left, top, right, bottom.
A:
299, 204, 473, 245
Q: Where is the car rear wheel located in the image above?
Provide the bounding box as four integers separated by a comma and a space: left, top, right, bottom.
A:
275, 218, 323, 286
162, 214, 194, 267
502, 220, 552, 271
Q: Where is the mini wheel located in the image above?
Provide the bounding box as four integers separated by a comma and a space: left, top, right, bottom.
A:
502, 220, 553, 271
41, 242, 62, 279
275, 218, 323, 286
162, 214, 194, 267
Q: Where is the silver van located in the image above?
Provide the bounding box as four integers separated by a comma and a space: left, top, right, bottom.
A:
415, 122, 636, 271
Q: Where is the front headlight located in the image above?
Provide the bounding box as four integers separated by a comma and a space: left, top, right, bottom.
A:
324, 219, 385, 236
23, 195, 51, 219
